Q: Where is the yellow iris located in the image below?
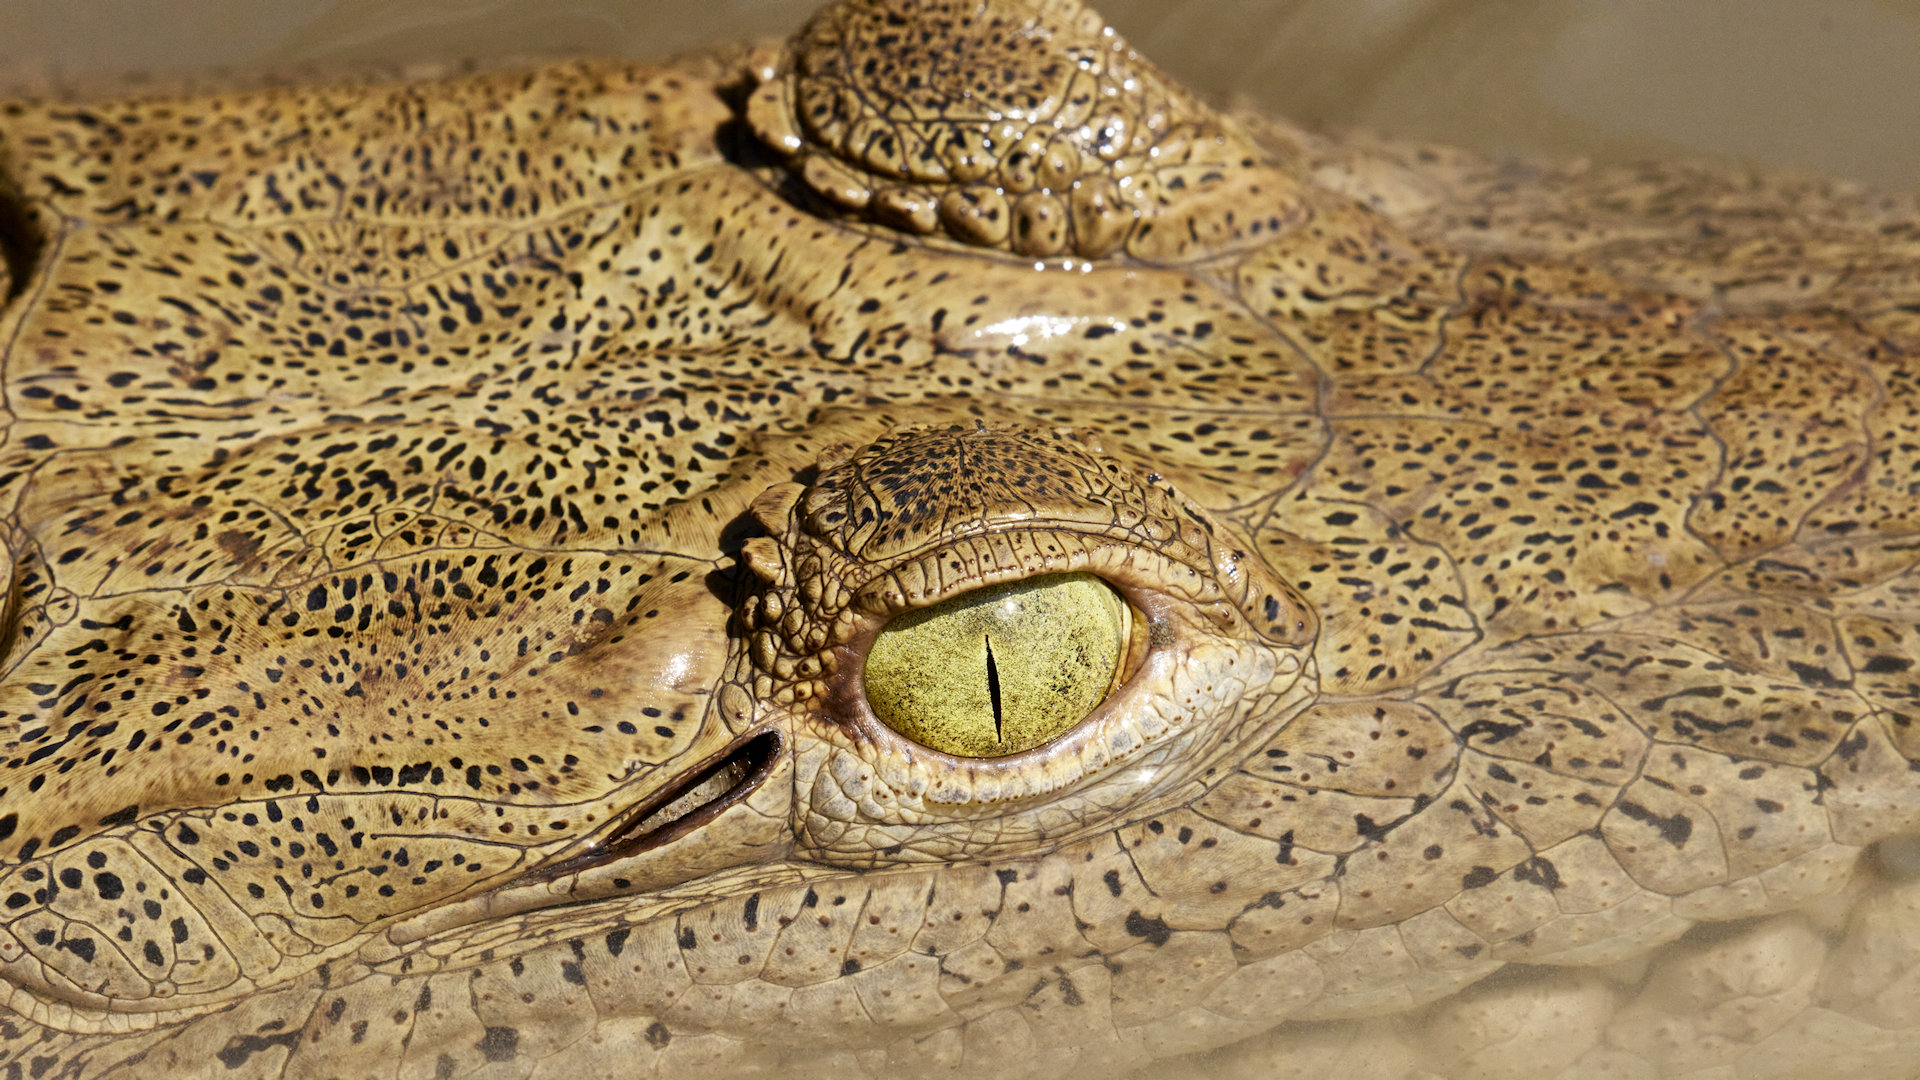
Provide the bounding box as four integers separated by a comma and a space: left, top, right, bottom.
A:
862, 572, 1130, 757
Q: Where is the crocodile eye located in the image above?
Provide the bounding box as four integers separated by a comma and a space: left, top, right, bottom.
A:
862, 572, 1132, 757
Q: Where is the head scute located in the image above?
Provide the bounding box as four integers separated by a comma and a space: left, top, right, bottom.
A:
745, 0, 1302, 260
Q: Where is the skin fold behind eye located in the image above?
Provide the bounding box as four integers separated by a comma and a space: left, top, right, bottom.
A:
862, 571, 1129, 757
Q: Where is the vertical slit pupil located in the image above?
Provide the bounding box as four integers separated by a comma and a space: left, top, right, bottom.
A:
984, 634, 1003, 741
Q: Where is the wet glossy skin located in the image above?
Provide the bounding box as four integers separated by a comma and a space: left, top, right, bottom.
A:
0, 0, 1918, 1077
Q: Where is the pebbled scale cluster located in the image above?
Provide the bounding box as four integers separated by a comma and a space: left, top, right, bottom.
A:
746, 0, 1301, 260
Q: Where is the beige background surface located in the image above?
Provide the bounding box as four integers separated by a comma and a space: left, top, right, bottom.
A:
3, 0, 1919, 191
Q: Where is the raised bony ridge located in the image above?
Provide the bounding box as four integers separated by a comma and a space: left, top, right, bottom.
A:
744, 0, 1304, 262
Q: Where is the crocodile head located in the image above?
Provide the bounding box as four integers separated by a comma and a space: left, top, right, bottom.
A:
0, 0, 1917, 1077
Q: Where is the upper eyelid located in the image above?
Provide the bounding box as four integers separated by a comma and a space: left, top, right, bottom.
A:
847, 539, 1225, 620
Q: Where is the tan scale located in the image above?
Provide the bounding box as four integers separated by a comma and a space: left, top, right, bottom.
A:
0, 0, 1917, 1077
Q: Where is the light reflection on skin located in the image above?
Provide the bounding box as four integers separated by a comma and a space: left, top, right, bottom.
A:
660, 651, 691, 686
977, 313, 1127, 346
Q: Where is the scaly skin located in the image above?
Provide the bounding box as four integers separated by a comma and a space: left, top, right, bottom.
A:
0, 1, 1917, 1077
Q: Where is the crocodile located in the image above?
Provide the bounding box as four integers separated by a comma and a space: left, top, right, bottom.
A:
0, 0, 1917, 1077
